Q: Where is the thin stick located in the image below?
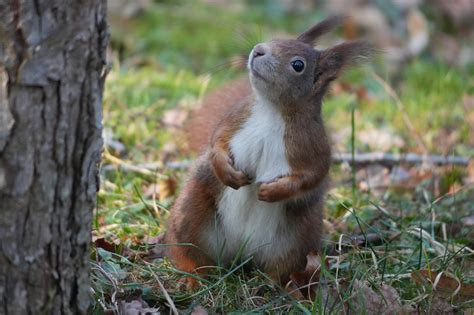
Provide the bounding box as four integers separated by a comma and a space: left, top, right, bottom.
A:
332, 152, 469, 167
103, 151, 168, 179
159, 152, 470, 172
100, 152, 470, 179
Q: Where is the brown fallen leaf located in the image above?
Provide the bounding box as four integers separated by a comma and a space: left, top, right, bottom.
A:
191, 305, 208, 315
412, 269, 474, 302
142, 183, 159, 199
343, 16, 358, 40
358, 127, 405, 152
287, 251, 324, 300
142, 177, 177, 201
158, 177, 177, 201
429, 297, 455, 314
285, 281, 305, 300
462, 215, 474, 227
93, 237, 118, 254
357, 164, 390, 197
142, 234, 165, 246
349, 280, 405, 315
122, 234, 167, 261
118, 298, 160, 315
464, 307, 474, 315
162, 108, 188, 129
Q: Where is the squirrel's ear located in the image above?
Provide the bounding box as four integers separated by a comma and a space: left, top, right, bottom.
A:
314, 40, 374, 88
297, 16, 344, 45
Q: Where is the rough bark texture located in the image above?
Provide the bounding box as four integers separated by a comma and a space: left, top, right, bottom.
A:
0, 1, 108, 314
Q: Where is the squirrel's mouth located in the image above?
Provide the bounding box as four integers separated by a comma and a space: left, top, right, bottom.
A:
250, 67, 266, 81
249, 59, 267, 82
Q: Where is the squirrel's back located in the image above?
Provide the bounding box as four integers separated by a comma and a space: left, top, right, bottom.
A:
184, 77, 251, 154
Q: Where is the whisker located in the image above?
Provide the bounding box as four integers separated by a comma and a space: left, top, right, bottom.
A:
201, 55, 248, 76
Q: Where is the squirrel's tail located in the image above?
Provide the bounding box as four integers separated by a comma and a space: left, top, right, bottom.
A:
184, 77, 251, 154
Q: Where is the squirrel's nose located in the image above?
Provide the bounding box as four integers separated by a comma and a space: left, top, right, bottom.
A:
252, 44, 267, 58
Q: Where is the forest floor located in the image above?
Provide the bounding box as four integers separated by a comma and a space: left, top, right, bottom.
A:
91, 1, 474, 314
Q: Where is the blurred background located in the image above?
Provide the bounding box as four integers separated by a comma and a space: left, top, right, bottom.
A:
91, 1, 474, 312
105, 0, 474, 158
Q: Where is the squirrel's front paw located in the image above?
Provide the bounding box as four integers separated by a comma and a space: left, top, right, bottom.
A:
258, 177, 295, 202
211, 152, 251, 189
222, 167, 251, 190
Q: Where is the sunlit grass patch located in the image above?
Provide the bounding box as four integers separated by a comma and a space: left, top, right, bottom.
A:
103, 65, 210, 161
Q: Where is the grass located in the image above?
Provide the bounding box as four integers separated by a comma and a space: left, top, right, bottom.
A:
92, 1, 474, 313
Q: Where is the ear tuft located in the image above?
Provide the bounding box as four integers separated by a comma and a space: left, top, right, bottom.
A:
297, 16, 345, 45
324, 40, 375, 69
314, 40, 376, 88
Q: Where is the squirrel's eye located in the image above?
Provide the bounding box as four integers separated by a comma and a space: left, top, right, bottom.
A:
291, 60, 305, 72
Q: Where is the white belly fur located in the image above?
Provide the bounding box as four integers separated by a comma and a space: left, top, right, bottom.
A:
203, 98, 296, 266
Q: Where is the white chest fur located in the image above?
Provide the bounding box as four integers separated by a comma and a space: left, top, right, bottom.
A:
203, 98, 295, 266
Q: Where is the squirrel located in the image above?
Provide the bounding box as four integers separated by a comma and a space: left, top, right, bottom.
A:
165, 16, 373, 287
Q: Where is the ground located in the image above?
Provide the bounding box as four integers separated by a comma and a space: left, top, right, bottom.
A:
90, 1, 474, 313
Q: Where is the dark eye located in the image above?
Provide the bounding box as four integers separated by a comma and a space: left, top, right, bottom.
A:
291, 60, 305, 72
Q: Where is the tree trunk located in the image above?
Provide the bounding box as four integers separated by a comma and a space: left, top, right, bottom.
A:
0, 1, 108, 314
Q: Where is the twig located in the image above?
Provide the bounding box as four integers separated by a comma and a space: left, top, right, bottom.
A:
102, 152, 168, 179
332, 152, 470, 167
100, 152, 470, 176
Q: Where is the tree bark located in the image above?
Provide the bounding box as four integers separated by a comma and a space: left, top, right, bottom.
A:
0, 1, 108, 314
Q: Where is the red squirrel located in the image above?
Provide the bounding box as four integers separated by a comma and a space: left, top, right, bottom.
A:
165, 16, 372, 286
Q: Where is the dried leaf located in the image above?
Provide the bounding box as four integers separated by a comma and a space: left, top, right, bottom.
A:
158, 177, 177, 201
349, 280, 404, 314
118, 298, 160, 315
357, 164, 390, 194
462, 215, 474, 227
142, 177, 177, 201
191, 305, 208, 315
122, 234, 166, 261
93, 237, 118, 254
429, 297, 454, 314
285, 281, 305, 300
142, 234, 164, 245
143, 183, 159, 199
342, 17, 358, 40
304, 251, 322, 273
464, 308, 474, 315
358, 128, 405, 152
162, 108, 188, 128
288, 251, 323, 300
412, 269, 474, 302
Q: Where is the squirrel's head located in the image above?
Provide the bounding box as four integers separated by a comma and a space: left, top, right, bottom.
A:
248, 16, 373, 106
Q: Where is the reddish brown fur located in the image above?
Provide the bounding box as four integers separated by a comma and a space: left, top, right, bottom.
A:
210, 97, 253, 189
165, 16, 373, 287
257, 98, 331, 202
164, 156, 221, 286
185, 78, 252, 153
